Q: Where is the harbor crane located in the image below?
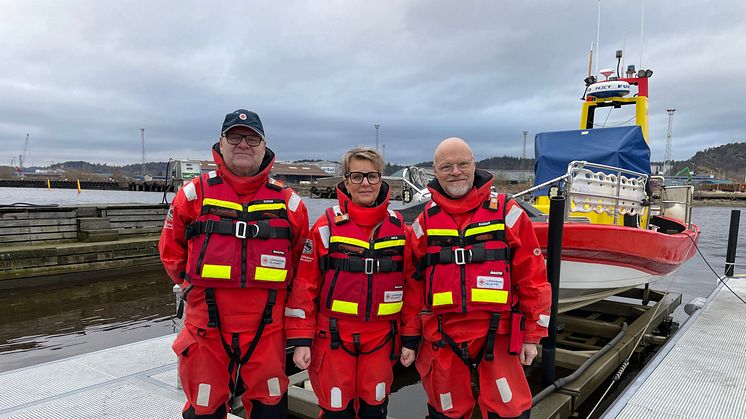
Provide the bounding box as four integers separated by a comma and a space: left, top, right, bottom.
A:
19, 133, 30, 168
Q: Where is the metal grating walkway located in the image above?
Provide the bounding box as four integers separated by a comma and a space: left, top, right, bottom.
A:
603, 278, 746, 419
0, 334, 186, 419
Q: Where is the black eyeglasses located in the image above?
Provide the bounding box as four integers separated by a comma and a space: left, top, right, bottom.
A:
346, 171, 381, 184
223, 134, 263, 146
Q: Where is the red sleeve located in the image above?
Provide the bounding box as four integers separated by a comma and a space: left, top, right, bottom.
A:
158, 179, 201, 285
401, 212, 427, 340
283, 187, 310, 273
504, 199, 552, 343
285, 216, 327, 344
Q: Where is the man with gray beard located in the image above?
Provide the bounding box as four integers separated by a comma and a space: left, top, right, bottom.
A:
400, 137, 551, 419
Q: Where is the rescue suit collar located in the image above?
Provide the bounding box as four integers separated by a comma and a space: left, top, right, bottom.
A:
335, 181, 391, 227
427, 169, 494, 215
211, 143, 276, 196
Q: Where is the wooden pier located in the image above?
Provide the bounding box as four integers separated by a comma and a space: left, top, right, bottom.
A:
0, 204, 167, 287
0, 178, 172, 192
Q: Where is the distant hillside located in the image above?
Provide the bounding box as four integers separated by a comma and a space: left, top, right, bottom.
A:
43, 161, 170, 178
383, 156, 533, 175
19, 142, 745, 181
669, 142, 746, 179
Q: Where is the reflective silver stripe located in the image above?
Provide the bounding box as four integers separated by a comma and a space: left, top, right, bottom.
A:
412, 218, 424, 239
183, 182, 197, 202
332, 205, 343, 217
267, 377, 282, 397
196, 383, 211, 406
375, 382, 386, 401
319, 225, 330, 249
439, 392, 453, 411
496, 378, 513, 403
208, 170, 217, 178
288, 192, 301, 212
538, 314, 550, 328
284, 307, 306, 319
505, 205, 523, 228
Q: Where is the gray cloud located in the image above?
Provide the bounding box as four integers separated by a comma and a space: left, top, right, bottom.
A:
1, 0, 744, 167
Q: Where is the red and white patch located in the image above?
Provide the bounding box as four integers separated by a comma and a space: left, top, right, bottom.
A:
476, 276, 504, 289
163, 206, 174, 230
384, 290, 403, 302
260, 254, 286, 269
302, 239, 313, 255
533, 248, 542, 256
239, 113, 247, 120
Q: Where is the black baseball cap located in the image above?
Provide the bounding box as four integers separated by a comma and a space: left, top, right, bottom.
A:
221, 109, 265, 139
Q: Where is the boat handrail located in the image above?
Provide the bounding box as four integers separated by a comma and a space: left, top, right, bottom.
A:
564, 160, 649, 224
659, 185, 695, 227
514, 173, 571, 198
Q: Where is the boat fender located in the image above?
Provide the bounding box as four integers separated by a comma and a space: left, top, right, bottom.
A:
684, 297, 707, 315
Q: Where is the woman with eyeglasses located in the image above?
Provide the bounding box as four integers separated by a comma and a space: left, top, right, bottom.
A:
285, 146, 413, 419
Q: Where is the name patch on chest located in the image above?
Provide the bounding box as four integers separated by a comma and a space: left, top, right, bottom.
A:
384, 291, 404, 303
260, 254, 286, 269
476, 276, 504, 289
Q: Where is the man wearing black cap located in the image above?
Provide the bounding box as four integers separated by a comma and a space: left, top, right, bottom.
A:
160, 109, 310, 418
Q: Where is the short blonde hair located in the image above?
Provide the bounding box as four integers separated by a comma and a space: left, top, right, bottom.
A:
340, 146, 384, 175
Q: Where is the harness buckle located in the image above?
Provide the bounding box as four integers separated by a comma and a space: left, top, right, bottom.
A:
205, 219, 216, 233
454, 248, 468, 265
364, 258, 376, 275
234, 221, 248, 239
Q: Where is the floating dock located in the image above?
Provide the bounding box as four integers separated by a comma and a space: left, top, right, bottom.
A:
602, 275, 746, 418
0, 333, 342, 419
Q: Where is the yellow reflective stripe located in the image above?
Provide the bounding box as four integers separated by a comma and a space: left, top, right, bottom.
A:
432, 291, 453, 306
374, 239, 406, 249
254, 267, 288, 282
202, 198, 242, 211
330, 236, 370, 249
331, 300, 359, 315
247, 203, 286, 213
201, 264, 232, 279
426, 229, 459, 237
471, 289, 509, 304
377, 302, 403, 316
465, 223, 505, 237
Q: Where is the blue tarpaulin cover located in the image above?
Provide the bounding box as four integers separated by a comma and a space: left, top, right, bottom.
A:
532, 126, 651, 196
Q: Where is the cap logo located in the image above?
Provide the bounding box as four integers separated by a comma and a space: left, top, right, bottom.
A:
239, 113, 247, 120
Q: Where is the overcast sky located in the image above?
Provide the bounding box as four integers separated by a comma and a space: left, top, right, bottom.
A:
2, 0, 744, 167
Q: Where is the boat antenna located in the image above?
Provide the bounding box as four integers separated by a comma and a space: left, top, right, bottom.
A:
616, 50, 623, 78
622, 30, 626, 76
595, 0, 601, 76
587, 41, 594, 78
639, 0, 645, 68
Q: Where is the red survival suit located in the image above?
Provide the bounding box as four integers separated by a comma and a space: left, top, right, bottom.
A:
160, 145, 309, 419
402, 169, 551, 419
285, 182, 414, 419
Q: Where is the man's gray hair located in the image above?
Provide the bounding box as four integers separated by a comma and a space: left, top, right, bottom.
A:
340, 146, 384, 175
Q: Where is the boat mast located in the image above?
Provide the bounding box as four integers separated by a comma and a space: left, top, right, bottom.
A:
595, 0, 601, 76
639, 0, 645, 69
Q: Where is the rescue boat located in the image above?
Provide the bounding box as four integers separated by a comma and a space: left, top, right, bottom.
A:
517, 61, 700, 312
396, 60, 700, 312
